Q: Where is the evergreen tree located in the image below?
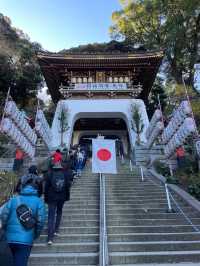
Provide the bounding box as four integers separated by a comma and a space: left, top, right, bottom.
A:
131, 104, 144, 145
110, 0, 200, 86
0, 13, 43, 109
147, 77, 167, 118
58, 109, 69, 147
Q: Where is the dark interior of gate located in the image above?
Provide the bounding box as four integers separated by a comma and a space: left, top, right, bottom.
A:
72, 117, 130, 157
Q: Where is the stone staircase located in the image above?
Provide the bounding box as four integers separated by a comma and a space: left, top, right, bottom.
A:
29, 168, 100, 266
134, 144, 177, 169
0, 143, 49, 172
106, 164, 200, 265
28, 160, 200, 265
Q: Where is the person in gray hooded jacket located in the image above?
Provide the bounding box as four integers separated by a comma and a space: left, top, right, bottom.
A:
15, 165, 43, 197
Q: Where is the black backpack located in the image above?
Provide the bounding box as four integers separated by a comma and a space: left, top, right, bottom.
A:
51, 170, 66, 192
16, 197, 37, 230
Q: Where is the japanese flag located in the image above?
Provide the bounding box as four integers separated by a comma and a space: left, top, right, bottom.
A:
92, 139, 117, 174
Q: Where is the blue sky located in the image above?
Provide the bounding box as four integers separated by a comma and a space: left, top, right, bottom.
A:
1, 0, 122, 52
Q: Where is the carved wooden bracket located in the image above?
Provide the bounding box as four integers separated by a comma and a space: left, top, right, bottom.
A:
86, 91, 94, 98
108, 91, 116, 98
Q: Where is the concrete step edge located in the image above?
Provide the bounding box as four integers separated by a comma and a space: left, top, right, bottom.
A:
109, 240, 200, 245
110, 250, 200, 256
34, 242, 99, 247
30, 252, 98, 258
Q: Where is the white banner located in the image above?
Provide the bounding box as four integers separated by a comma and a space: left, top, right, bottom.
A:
92, 139, 117, 174
194, 64, 200, 92
75, 83, 127, 90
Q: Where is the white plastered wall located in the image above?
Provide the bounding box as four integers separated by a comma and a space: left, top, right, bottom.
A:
51, 99, 149, 151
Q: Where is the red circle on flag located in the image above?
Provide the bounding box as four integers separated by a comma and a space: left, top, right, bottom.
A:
97, 149, 111, 161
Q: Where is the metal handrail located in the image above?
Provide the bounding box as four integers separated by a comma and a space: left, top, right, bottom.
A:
99, 173, 109, 266
165, 183, 173, 212
140, 166, 144, 182
129, 159, 133, 172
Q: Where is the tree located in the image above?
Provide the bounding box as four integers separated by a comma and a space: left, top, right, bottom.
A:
131, 104, 144, 145
147, 77, 167, 118
110, 0, 200, 86
59, 40, 143, 54
58, 109, 70, 147
0, 13, 43, 108
44, 101, 56, 126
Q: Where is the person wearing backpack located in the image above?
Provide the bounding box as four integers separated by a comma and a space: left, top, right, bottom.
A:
15, 165, 43, 197
74, 146, 84, 177
44, 162, 71, 245
0, 177, 46, 266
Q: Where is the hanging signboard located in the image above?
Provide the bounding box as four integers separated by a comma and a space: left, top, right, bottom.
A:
194, 64, 200, 93
74, 83, 127, 90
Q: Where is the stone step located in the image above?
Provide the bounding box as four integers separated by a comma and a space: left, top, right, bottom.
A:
107, 225, 200, 234
110, 250, 200, 264
37, 232, 200, 244
108, 232, 200, 242
106, 203, 188, 209
109, 241, 200, 252
63, 204, 99, 209
59, 214, 99, 220
32, 242, 99, 253
44, 226, 99, 234
37, 234, 99, 244
105, 199, 177, 204
106, 218, 200, 226
67, 199, 99, 204
55, 220, 99, 227
106, 212, 200, 220
106, 193, 167, 198
105, 190, 166, 195
106, 206, 195, 213
60, 209, 99, 215
29, 252, 98, 265
61, 212, 200, 221
114, 264, 200, 266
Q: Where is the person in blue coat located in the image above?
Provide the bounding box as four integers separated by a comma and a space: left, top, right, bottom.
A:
0, 178, 46, 266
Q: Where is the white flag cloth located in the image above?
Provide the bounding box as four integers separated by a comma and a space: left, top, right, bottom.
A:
92, 139, 117, 174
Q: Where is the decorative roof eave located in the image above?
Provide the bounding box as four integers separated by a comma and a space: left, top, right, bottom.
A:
37, 51, 163, 60
37, 51, 163, 103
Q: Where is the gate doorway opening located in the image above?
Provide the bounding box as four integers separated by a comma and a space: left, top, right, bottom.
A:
71, 117, 130, 157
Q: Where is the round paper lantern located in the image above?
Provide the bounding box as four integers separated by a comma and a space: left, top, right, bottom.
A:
0, 118, 12, 134
5, 101, 16, 117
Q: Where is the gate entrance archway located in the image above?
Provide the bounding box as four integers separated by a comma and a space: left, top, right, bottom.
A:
51, 99, 149, 151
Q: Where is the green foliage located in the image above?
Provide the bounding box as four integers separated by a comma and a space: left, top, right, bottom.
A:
147, 77, 168, 118
131, 104, 144, 144
58, 109, 69, 146
0, 171, 17, 205
0, 13, 43, 109
188, 174, 200, 200
153, 160, 171, 177
111, 0, 200, 85
166, 175, 179, 184
59, 40, 143, 54
43, 101, 56, 126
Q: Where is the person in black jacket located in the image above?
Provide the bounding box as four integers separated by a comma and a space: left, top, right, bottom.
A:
44, 162, 71, 245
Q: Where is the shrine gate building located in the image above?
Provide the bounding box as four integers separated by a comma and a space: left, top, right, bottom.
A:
37, 51, 163, 153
